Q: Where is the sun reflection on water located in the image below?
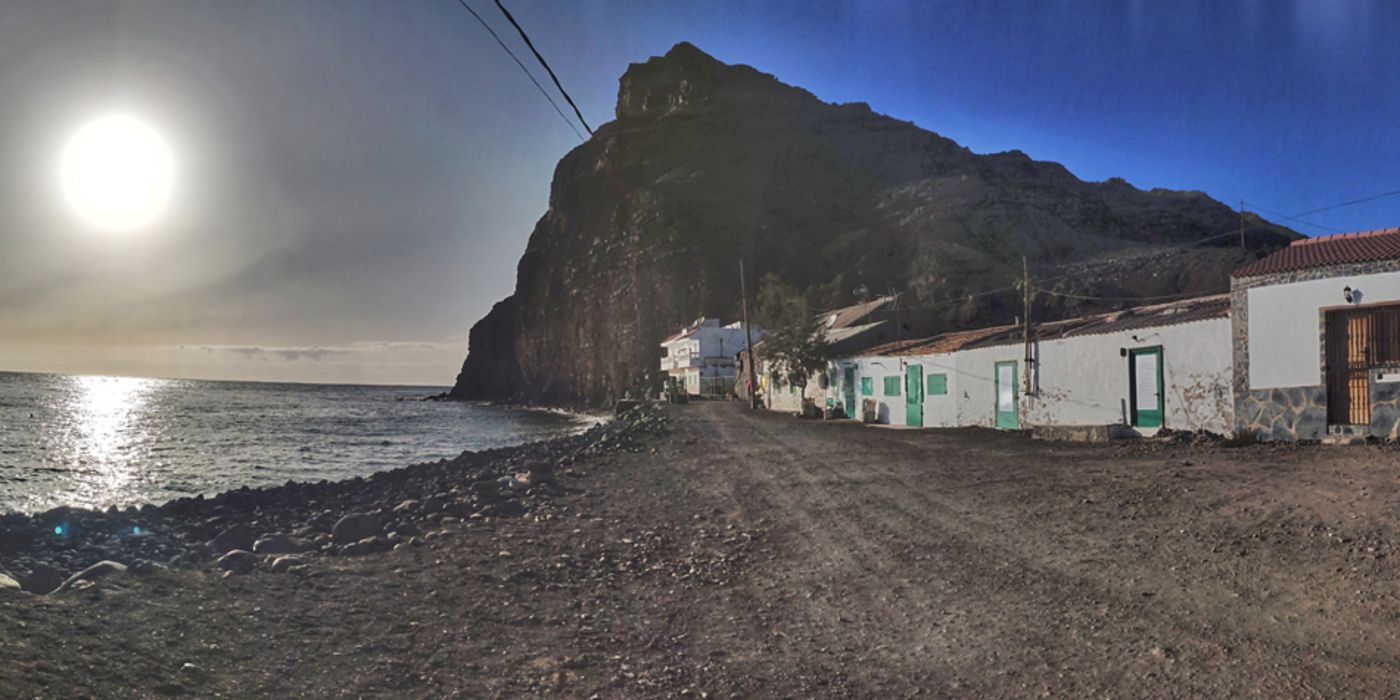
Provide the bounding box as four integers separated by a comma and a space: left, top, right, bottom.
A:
52, 375, 156, 509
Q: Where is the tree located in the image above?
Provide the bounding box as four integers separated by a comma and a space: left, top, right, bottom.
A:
755, 273, 807, 330
756, 274, 831, 403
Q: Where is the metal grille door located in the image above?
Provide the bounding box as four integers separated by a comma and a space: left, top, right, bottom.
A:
1326, 309, 1378, 425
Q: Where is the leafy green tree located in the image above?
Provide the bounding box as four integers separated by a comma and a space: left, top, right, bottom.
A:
756, 274, 830, 402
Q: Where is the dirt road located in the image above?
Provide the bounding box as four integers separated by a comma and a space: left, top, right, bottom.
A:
8, 401, 1400, 697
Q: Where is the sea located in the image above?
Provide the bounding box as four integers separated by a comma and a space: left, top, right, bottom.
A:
0, 372, 594, 515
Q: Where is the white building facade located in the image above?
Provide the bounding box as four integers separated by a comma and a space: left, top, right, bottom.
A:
842, 295, 1236, 436
660, 318, 763, 397
1232, 228, 1400, 440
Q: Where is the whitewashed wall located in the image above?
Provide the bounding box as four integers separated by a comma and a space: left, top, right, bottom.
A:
845, 317, 1232, 433
1247, 270, 1400, 389
1024, 317, 1234, 434
852, 356, 907, 425
892, 354, 960, 427
951, 345, 1024, 428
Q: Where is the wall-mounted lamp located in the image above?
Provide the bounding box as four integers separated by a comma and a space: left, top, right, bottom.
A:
1344, 286, 1355, 303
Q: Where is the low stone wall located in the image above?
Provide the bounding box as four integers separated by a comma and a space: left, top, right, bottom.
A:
1369, 380, 1400, 439
1237, 386, 1327, 441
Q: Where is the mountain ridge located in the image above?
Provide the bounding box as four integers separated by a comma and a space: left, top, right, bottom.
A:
449, 42, 1298, 406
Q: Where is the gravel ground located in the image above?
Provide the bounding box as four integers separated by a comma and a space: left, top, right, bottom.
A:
6, 400, 1400, 697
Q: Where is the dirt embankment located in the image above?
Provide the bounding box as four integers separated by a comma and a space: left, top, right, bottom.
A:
7, 401, 1400, 697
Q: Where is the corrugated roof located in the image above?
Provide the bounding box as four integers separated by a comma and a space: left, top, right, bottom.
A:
1233, 227, 1400, 278
818, 295, 895, 330
823, 320, 887, 344
861, 324, 1017, 357
863, 293, 1229, 357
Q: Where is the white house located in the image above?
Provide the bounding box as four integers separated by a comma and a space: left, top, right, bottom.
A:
842, 294, 1235, 437
1231, 227, 1400, 440
757, 295, 905, 415
660, 318, 763, 397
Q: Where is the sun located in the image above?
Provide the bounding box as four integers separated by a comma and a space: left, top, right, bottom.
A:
60, 114, 174, 231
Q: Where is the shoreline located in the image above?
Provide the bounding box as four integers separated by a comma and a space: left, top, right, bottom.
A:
0, 403, 658, 595
1, 391, 607, 519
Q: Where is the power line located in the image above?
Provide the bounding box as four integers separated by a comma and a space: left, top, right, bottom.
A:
493, 0, 594, 136
1030, 286, 1208, 304
892, 225, 1278, 315
452, 0, 584, 141
1290, 187, 1400, 220
1244, 201, 1342, 234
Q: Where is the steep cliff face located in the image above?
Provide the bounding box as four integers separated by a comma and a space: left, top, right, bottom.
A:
451, 42, 1298, 406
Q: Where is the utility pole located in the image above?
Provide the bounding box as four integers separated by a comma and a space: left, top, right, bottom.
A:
1023, 256, 1034, 396
739, 257, 758, 410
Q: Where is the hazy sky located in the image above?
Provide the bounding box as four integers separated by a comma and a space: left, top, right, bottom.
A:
2, 1, 1398, 385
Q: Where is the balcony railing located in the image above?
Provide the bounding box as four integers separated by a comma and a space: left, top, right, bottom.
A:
660, 355, 703, 371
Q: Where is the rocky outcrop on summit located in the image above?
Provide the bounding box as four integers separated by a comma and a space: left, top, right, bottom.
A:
451, 42, 1298, 406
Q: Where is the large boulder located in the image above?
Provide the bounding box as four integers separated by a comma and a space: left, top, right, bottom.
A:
209, 524, 256, 554
252, 534, 312, 555
54, 560, 127, 593
217, 550, 260, 575
331, 513, 382, 545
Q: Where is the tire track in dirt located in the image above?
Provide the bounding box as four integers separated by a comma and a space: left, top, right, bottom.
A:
682, 402, 1400, 697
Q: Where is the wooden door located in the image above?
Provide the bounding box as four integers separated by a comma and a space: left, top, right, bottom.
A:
1128, 346, 1164, 428
843, 367, 856, 418
995, 361, 1019, 429
905, 364, 923, 427
1327, 310, 1374, 425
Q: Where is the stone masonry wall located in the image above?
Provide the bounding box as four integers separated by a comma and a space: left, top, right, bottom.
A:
1232, 259, 1400, 440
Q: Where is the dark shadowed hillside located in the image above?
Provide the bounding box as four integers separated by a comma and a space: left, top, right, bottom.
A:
450, 42, 1298, 406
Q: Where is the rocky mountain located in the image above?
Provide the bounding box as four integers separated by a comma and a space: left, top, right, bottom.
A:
449, 42, 1298, 406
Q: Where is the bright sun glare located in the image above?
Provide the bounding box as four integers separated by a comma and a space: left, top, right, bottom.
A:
60, 114, 174, 231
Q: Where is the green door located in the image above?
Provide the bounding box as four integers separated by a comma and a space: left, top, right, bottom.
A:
1129, 346, 1164, 428
994, 360, 1019, 429
906, 364, 923, 427
843, 367, 856, 417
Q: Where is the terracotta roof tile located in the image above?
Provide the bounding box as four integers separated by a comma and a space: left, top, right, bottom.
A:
863, 324, 1018, 357
1233, 227, 1400, 278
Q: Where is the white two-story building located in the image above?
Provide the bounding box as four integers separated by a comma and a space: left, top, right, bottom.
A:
660, 318, 764, 397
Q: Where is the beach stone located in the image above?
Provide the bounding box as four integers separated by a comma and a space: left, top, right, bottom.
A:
209, 524, 256, 554
338, 535, 389, 556
269, 555, 305, 574
331, 513, 381, 545
55, 560, 127, 592
253, 534, 311, 555
19, 563, 65, 594
526, 461, 555, 483
217, 550, 259, 575
129, 559, 162, 576
0, 573, 21, 592
392, 500, 420, 516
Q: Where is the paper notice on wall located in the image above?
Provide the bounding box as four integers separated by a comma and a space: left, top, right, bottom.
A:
1135, 353, 1159, 408
998, 364, 1014, 412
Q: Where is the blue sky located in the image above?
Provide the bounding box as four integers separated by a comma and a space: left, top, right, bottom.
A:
0, 1, 1396, 383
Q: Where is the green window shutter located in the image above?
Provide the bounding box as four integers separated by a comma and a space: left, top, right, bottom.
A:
861, 377, 873, 396
927, 373, 948, 396
883, 376, 900, 396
